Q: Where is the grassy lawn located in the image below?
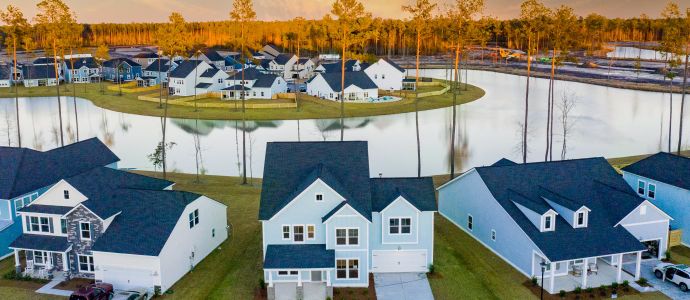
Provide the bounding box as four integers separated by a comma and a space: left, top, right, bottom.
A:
0, 82, 484, 121
0, 257, 60, 299
670, 246, 690, 266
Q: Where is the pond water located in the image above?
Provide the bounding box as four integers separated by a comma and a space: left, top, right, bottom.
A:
607, 46, 678, 61
0, 69, 686, 178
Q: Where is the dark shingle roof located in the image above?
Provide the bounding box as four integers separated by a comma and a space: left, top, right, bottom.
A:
65, 57, 98, 70
253, 74, 278, 88
321, 201, 349, 222
316, 72, 378, 92
622, 152, 690, 191
21, 65, 57, 80
91, 189, 202, 256
20, 204, 73, 215
370, 177, 437, 212
200, 68, 222, 78
10, 234, 70, 252
196, 83, 212, 88
473, 158, 647, 261
0, 65, 11, 80
169, 60, 200, 78
133, 52, 159, 59
144, 59, 172, 72
264, 244, 335, 269
492, 158, 517, 167
103, 58, 141, 68
33, 57, 60, 65
321, 60, 358, 73
273, 54, 295, 65
0, 138, 119, 200
222, 85, 251, 91
200, 49, 224, 62
259, 142, 372, 221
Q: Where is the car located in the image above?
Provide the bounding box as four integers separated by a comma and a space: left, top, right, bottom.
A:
69, 283, 114, 300
653, 263, 690, 292
112, 288, 149, 300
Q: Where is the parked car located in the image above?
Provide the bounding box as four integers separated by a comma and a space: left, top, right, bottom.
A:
69, 283, 114, 300
112, 288, 149, 300
654, 263, 690, 292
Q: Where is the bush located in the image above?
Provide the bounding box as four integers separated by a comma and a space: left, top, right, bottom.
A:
622, 280, 630, 291
665, 250, 672, 261
428, 264, 435, 274
559, 290, 567, 298
326, 297, 332, 300
574, 287, 582, 294
586, 287, 593, 294
531, 276, 538, 286
598, 285, 607, 296
259, 278, 266, 290
3, 270, 48, 283
611, 282, 619, 290
637, 278, 648, 286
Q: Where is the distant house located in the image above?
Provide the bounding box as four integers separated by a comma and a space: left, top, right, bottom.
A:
62, 57, 100, 84
131, 52, 160, 68
223, 56, 244, 73
315, 60, 361, 74
0, 65, 12, 88
259, 44, 282, 59
191, 49, 226, 70
438, 158, 672, 293
266, 54, 298, 80
168, 60, 227, 96
141, 59, 178, 87
221, 68, 287, 100
251, 50, 265, 60
22, 65, 59, 87
294, 58, 316, 79
32, 57, 61, 66
621, 152, 690, 246
307, 71, 378, 101
102, 58, 143, 83
363, 58, 405, 91
318, 53, 340, 61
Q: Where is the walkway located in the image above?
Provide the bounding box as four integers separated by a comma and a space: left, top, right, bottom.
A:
36, 277, 72, 297
374, 273, 434, 300
624, 259, 688, 300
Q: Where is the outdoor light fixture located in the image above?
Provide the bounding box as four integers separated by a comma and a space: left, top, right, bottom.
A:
539, 261, 548, 300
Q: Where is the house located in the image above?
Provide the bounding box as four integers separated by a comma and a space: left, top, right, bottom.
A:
131, 52, 159, 68
191, 49, 226, 70
251, 50, 266, 60
0, 65, 13, 88
22, 65, 60, 87
0, 138, 119, 259
221, 68, 287, 100
621, 152, 690, 246
294, 58, 316, 79
266, 54, 298, 80
363, 58, 405, 91
259, 141, 436, 300
168, 60, 227, 96
102, 58, 143, 83
141, 59, 178, 87
223, 56, 244, 73
318, 54, 340, 61
259, 44, 283, 59
315, 60, 361, 74
306, 71, 378, 101
437, 158, 672, 293
62, 57, 100, 84
33, 57, 61, 66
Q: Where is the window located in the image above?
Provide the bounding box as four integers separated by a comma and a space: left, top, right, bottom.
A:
637, 180, 646, 195
576, 212, 585, 226
389, 219, 399, 234
307, 225, 315, 239
63, 190, 70, 199
282, 225, 290, 240
14, 199, 24, 215
27, 216, 52, 233
39, 217, 50, 232
278, 270, 298, 276
261, 92, 265, 97
389, 218, 411, 234
382, 74, 386, 79
648, 184, 656, 199
467, 215, 473, 231
336, 228, 359, 245
217, 78, 223, 83
34, 251, 48, 265
60, 219, 68, 234
78, 255, 94, 272
315, 194, 323, 201
293, 225, 304, 242
189, 209, 199, 228
80, 222, 91, 240
336, 259, 359, 279
544, 215, 553, 231
374, 74, 378, 79
491, 229, 496, 241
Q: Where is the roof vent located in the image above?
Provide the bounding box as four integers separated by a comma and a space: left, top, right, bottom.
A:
379, 173, 382, 178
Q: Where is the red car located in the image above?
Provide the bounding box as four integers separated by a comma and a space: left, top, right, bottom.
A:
69, 283, 114, 300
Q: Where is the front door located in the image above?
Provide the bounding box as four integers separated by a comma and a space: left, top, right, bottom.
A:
311, 270, 322, 282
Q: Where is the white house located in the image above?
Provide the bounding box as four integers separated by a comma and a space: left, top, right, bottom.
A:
141, 59, 178, 87
307, 71, 378, 101
221, 68, 287, 100
22, 65, 59, 87
169, 60, 227, 96
259, 44, 282, 59
132, 52, 160, 68
363, 58, 406, 91
266, 54, 298, 80
295, 58, 316, 79
191, 49, 226, 71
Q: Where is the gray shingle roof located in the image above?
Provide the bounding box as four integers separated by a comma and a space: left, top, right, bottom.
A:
200, 49, 224, 62
264, 244, 335, 269
622, 152, 690, 191
144, 59, 172, 72
316, 71, 378, 92
321, 201, 348, 222
273, 54, 295, 65
20, 204, 73, 215
10, 234, 70, 252
222, 85, 251, 91
253, 74, 278, 88
65, 57, 98, 70
196, 83, 212, 89
200, 68, 221, 78
21, 65, 57, 80
169, 60, 200, 78
0, 138, 119, 200
103, 58, 141, 68
381, 58, 406, 73
33, 57, 60, 65
473, 158, 647, 261
133, 52, 159, 59
321, 60, 358, 73
370, 177, 437, 212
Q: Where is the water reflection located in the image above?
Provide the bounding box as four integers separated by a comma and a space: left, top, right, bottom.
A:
1, 69, 686, 178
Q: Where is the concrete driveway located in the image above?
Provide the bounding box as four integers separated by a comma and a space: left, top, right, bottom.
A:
626, 259, 690, 300
374, 273, 434, 300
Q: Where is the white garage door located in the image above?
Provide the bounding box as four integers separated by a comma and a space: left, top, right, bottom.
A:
101, 267, 155, 290
372, 250, 427, 273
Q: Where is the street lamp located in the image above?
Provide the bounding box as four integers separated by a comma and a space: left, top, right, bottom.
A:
540, 261, 548, 300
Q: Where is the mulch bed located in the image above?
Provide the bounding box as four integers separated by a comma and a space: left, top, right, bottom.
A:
55, 278, 94, 291
522, 280, 640, 299
333, 274, 377, 300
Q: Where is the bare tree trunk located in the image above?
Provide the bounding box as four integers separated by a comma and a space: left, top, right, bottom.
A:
523, 34, 532, 163
450, 44, 460, 180
340, 29, 346, 141
545, 49, 555, 161
669, 79, 674, 153
13, 40, 20, 147
679, 52, 688, 154
415, 30, 421, 178
241, 23, 248, 185
53, 41, 64, 147
70, 50, 79, 142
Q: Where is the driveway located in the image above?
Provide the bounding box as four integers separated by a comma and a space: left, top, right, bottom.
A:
374, 273, 434, 300
625, 259, 690, 300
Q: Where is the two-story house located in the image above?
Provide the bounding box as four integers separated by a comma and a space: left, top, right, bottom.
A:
102, 58, 143, 83
21, 65, 60, 87
315, 60, 361, 74
132, 52, 160, 68
141, 59, 178, 87
621, 152, 690, 246
62, 57, 100, 84
191, 49, 226, 70
259, 141, 436, 300
8, 145, 227, 294
363, 58, 405, 91
168, 60, 228, 97
0, 138, 119, 258
306, 71, 378, 101
294, 58, 316, 79
438, 158, 672, 294
221, 68, 287, 100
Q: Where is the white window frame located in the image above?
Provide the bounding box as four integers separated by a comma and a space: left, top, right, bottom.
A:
542, 213, 555, 232
79, 221, 91, 240
277, 270, 299, 276
63, 190, 70, 199
282, 225, 291, 240
306, 224, 316, 240
293, 225, 305, 243
647, 183, 656, 199
336, 258, 359, 280
78, 254, 95, 273
33, 250, 48, 266
335, 227, 359, 246
189, 209, 199, 229
574, 210, 588, 228
637, 180, 646, 196
467, 214, 473, 231
388, 217, 412, 235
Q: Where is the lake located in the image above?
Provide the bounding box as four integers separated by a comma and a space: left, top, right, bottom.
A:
0, 69, 686, 178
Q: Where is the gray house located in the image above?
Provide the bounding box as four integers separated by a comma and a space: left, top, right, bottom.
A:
438, 158, 671, 294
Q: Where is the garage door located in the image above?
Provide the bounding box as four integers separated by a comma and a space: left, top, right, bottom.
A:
372, 250, 427, 273
100, 267, 155, 290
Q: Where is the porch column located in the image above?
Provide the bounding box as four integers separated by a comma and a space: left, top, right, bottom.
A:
616, 254, 623, 283
549, 262, 555, 294
326, 270, 331, 287
297, 270, 302, 287
635, 252, 642, 280
13, 249, 20, 273
62, 252, 69, 272
582, 258, 589, 289
268, 271, 274, 288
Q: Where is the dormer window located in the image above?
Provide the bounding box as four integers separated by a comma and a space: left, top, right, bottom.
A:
544, 215, 553, 230
637, 180, 646, 195
63, 190, 70, 199
575, 211, 588, 228
541, 212, 556, 232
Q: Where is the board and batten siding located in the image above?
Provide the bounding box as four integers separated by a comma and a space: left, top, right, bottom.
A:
438, 169, 545, 277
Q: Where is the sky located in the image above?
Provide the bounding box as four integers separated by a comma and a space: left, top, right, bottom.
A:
0, 0, 673, 24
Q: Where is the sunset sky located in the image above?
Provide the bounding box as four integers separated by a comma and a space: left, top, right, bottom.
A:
0, 0, 671, 23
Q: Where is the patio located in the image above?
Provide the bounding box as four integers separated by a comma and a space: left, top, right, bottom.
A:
542, 258, 637, 293
536, 252, 642, 293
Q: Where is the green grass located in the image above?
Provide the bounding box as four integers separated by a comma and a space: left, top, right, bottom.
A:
0, 82, 484, 121
670, 246, 690, 266
0, 257, 61, 299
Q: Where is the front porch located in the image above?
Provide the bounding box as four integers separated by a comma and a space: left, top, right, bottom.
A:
263, 244, 335, 300
535, 251, 642, 294
9, 234, 73, 280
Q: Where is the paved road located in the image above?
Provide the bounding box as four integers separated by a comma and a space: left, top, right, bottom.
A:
374, 273, 434, 300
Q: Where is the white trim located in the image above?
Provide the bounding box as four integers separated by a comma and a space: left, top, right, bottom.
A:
334, 227, 359, 246
335, 257, 361, 280
621, 219, 669, 227
636, 179, 647, 196
77, 254, 95, 273
380, 196, 422, 214
281, 224, 291, 240
615, 200, 673, 227
269, 179, 346, 221
79, 221, 92, 241
292, 224, 305, 243
63, 203, 106, 222
306, 224, 316, 240
467, 214, 473, 231
323, 203, 370, 224
573, 209, 588, 228
386, 217, 413, 236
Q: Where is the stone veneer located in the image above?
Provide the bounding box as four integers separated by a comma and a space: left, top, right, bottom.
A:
65, 205, 104, 278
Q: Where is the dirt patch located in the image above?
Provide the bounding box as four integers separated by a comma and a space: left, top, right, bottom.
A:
55, 278, 94, 291
522, 280, 640, 299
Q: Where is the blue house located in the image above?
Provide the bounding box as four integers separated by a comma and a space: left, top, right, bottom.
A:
621, 152, 690, 245
259, 141, 436, 299
438, 158, 671, 293
102, 58, 142, 82
62, 57, 100, 83
0, 138, 119, 258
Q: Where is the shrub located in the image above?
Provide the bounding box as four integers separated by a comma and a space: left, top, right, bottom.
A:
611, 282, 619, 290
665, 250, 672, 261
3, 271, 48, 283
598, 285, 607, 296
326, 297, 332, 300
622, 280, 630, 291
259, 278, 266, 290
586, 287, 593, 294
637, 278, 648, 286
428, 264, 435, 274
559, 290, 567, 298
574, 287, 582, 294
531, 276, 538, 286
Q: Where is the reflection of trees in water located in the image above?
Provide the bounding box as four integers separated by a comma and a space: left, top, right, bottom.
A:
1, 107, 14, 146
99, 112, 114, 147
447, 108, 470, 173
314, 118, 372, 141
172, 119, 282, 136
66, 123, 76, 144
119, 113, 131, 132
234, 120, 241, 176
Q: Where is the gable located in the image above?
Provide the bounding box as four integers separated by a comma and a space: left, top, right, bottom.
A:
618, 200, 672, 226
269, 179, 346, 222
31, 180, 87, 207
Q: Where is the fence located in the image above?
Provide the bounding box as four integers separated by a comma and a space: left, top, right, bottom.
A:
137, 93, 297, 109
669, 229, 683, 248
107, 82, 159, 93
